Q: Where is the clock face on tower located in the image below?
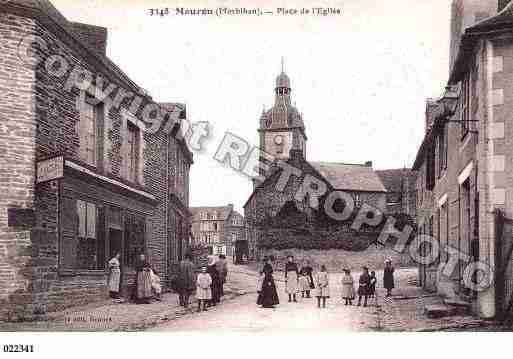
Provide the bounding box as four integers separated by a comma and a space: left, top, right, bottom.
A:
274, 135, 283, 145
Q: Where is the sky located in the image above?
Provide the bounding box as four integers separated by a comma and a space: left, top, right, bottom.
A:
52, 0, 452, 213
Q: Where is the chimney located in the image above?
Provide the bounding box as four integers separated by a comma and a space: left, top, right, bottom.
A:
365, 161, 373, 168
70, 22, 108, 56
425, 98, 439, 133
499, 0, 511, 11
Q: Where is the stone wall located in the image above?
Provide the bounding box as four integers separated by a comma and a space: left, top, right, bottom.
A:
0, 13, 38, 321
0, 8, 191, 320
260, 245, 414, 274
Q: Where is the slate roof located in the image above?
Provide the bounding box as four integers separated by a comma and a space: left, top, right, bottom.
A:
450, 1, 513, 84
190, 206, 233, 221
310, 162, 387, 192
468, 1, 513, 32
376, 169, 416, 194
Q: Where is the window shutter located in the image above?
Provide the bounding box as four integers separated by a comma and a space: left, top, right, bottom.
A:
120, 113, 128, 179
60, 196, 78, 271
77, 93, 88, 162
77, 200, 86, 238
138, 130, 145, 186
86, 202, 96, 239
103, 105, 112, 174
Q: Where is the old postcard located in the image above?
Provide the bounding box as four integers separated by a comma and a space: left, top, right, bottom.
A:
1, 0, 512, 355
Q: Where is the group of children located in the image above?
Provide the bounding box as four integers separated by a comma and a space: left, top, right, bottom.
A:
340, 266, 378, 307
277, 256, 395, 309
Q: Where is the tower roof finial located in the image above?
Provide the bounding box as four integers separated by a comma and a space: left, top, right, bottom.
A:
281, 56, 285, 73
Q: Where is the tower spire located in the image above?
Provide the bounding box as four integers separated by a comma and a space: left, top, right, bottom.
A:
281, 56, 285, 73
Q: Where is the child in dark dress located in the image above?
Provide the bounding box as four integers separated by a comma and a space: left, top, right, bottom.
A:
369, 270, 377, 299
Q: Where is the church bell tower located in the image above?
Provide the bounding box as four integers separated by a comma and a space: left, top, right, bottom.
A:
258, 59, 307, 163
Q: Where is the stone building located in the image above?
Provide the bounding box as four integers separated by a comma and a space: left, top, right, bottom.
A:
413, 0, 513, 320
190, 205, 246, 259
0, 0, 192, 320
244, 67, 413, 258
376, 169, 417, 217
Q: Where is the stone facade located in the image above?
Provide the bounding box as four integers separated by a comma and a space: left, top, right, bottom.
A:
0, 1, 192, 320
376, 169, 417, 217
413, 0, 513, 319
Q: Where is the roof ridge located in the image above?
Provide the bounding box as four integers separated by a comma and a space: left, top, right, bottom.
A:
310, 160, 370, 167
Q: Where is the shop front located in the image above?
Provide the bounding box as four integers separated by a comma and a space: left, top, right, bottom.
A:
58, 158, 157, 300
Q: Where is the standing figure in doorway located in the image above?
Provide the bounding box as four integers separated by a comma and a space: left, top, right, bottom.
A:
207, 256, 222, 306
299, 260, 314, 298
285, 255, 299, 303
135, 253, 153, 304
177, 253, 196, 308
383, 259, 395, 297
108, 252, 121, 301
257, 257, 279, 308
357, 266, 371, 307
314, 265, 330, 308
196, 266, 212, 312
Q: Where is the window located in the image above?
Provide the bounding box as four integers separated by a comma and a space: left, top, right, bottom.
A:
354, 194, 362, 208
124, 213, 145, 269
436, 208, 441, 266
442, 201, 449, 263
126, 122, 140, 183
438, 124, 448, 176
78, 97, 99, 166
461, 76, 471, 139
76, 200, 105, 270
426, 145, 435, 190
213, 222, 218, 231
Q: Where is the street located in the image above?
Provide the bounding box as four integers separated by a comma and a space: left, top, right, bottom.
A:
0, 263, 491, 332
151, 266, 411, 332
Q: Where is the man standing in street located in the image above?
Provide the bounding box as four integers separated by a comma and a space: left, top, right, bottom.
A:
177, 253, 196, 308
216, 254, 228, 297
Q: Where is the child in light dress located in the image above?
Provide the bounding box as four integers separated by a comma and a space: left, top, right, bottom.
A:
196, 266, 212, 312
314, 265, 330, 308
341, 269, 355, 305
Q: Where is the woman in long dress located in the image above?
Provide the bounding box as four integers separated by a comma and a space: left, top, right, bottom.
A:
257, 257, 279, 308
384, 259, 395, 297
285, 256, 299, 303
314, 265, 330, 308
207, 256, 222, 307
150, 266, 162, 301
135, 253, 152, 304
357, 266, 371, 307
341, 269, 355, 305
108, 252, 121, 300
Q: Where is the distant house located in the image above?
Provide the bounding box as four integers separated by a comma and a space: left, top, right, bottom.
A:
190, 205, 246, 258
376, 169, 417, 217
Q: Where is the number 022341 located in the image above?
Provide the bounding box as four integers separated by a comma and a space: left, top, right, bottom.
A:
3, 345, 34, 353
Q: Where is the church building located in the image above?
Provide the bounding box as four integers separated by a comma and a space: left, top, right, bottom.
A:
243, 66, 415, 258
